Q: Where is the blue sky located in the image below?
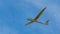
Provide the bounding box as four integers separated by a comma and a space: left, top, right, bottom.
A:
0, 0, 60, 34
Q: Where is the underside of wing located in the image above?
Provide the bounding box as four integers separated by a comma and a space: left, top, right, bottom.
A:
25, 21, 33, 26
34, 7, 47, 20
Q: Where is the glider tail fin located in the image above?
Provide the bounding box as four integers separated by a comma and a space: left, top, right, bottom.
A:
37, 20, 49, 25
45, 20, 49, 25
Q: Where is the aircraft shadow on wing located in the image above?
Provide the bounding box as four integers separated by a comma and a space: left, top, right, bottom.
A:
25, 7, 49, 26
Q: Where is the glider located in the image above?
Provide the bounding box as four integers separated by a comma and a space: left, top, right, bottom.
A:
25, 7, 48, 26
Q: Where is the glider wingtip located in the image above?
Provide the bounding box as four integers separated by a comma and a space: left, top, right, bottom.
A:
44, 6, 47, 9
